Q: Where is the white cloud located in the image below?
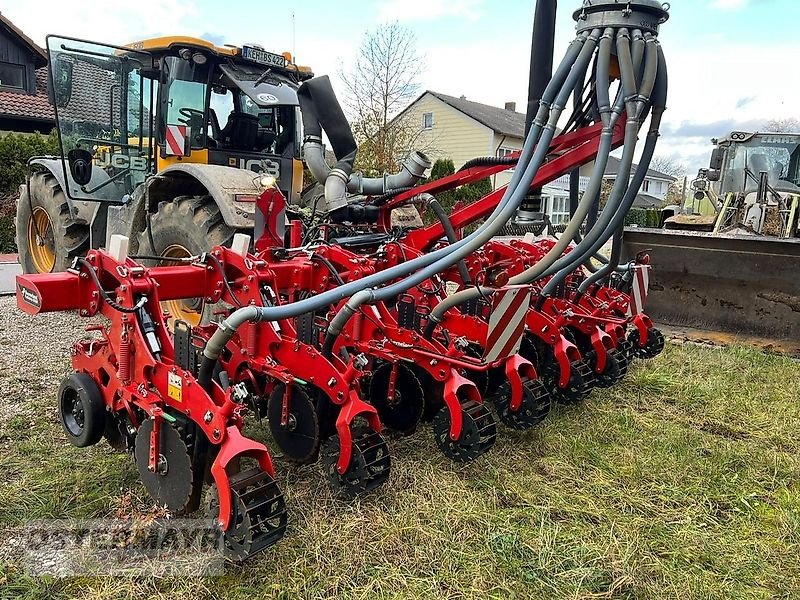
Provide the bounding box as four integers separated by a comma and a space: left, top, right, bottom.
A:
3, 0, 199, 48
377, 0, 485, 23
5, 0, 790, 181
711, 0, 749, 10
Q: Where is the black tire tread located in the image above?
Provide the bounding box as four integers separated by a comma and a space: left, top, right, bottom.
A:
15, 171, 90, 273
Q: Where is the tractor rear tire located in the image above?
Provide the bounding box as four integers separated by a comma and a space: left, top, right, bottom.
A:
15, 172, 90, 274
136, 195, 238, 326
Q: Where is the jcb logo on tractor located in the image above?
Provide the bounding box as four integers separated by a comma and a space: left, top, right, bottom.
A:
96, 151, 149, 172
232, 158, 280, 177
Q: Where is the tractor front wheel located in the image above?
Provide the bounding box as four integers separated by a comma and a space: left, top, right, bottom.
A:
136, 195, 237, 326
15, 172, 90, 273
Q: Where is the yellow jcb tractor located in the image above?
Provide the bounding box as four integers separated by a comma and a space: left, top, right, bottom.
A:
15, 34, 312, 321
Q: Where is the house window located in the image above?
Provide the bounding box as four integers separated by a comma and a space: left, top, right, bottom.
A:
422, 112, 434, 129
642, 179, 651, 193
548, 194, 570, 225
0, 62, 25, 90
498, 147, 516, 171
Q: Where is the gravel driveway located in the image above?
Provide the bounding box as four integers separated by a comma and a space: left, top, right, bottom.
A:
0, 296, 99, 424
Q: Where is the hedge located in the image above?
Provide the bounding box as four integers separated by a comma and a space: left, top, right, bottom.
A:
0, 131, 60, 253
624, 207, 661, 228
0, 130, 60, 195
423, 158, 491, 223
0, 196, 15, 253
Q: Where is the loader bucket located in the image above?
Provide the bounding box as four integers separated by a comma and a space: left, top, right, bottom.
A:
622, 227, 800, 340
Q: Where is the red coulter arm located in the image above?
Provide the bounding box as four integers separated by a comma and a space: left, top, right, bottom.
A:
16, 258, 218, 316
391, 120, 624, 252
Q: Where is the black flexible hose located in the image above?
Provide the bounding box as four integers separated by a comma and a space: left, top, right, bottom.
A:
458, 156, 517, 171
310, 253, 346, 286
198, 351, 215, 393
205, 253, 244, 308
371, 186, 415, 207
428, 197, 472, 286
75, 258, 146, 314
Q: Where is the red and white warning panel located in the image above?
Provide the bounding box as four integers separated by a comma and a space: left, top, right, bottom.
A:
483, 286, 532, 363
627, 264, 651, 316
165, 124, 188, 156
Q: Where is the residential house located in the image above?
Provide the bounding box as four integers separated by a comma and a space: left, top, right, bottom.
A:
602, 155, 676, 206
393, 90, 677, 224
0, 12, 54, 134
541, 160, 677, 225
392, 91, 526, 189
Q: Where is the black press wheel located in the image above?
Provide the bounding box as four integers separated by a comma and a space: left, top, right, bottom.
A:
494, 378, 551, 430
320, 426, 391, 499
628, 327, 666, 360
58, 372, 106, 448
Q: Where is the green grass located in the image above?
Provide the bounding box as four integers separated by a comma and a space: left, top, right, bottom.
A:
1, 343, 799, 599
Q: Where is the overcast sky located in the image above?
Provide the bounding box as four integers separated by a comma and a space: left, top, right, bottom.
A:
5, 0, 799, 175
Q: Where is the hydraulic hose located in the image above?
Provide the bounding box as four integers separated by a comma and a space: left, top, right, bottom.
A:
197, 31, 592, 384
427, 194, 472, 286
75, 258, 147, 314
537, 29, 650, 299
371, 186, 415, 207
458, 156, 517, 171
538, 32, 659, 288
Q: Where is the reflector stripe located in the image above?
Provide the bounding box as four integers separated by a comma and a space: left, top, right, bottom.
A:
630, 265, 651, 316
485, 290, 528, 350
165, 125, 187, 156
484, 288, 531, 362
486, 299, 529, 362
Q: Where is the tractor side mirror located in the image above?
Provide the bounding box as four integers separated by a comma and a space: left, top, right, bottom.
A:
47, 55, 74, 108
707, 147, 724, 181
67, 148, 93, 186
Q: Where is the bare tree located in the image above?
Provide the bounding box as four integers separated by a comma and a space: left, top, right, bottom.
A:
649, 156, 689, 206
339, 23, 425, 175
763, 117, 800, 133
649, 156, 688, 180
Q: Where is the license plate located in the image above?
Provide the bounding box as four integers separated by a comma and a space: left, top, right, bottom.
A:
242, 46, 286, 68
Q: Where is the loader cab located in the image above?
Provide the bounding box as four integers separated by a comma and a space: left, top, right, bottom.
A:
46, 35, 310, 205
713, 132, 800, 196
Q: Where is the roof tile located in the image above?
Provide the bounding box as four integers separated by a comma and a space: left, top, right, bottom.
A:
428, 91, 526, 138
0, 67, 54, 122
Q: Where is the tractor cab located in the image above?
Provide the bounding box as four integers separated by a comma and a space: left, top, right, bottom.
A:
709, 131, 800, 196
664, 132, 800, 235
46, 35, 312, 206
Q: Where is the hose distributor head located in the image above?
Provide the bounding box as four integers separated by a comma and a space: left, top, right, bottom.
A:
573, 0, 670, 35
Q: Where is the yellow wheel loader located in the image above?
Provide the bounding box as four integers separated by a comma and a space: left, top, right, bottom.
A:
623, 131, 800, 340
15, 35, 311, 322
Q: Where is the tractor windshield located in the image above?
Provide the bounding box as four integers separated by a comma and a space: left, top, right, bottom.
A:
46, 35, 157, 202
725, 134, 800, 194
